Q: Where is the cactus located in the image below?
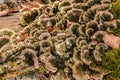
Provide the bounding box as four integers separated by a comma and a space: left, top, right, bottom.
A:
72, 47, 81, 62
72, 62, 90, 80
54, 40, 67, 56
0, 0, 120, 79
58, 0, 71, 9
81, 45, 92, 65
0, 28, 15, 36
0, 35, 10, 48
39, 32, 51, 40
39, 53, 57, 73
0, 43, 13, 53
40, 40, 53, 53
20, 48, 39, 69
20, 8, 40, 27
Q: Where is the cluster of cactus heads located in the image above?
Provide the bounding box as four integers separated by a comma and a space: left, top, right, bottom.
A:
1, 0, 120, 80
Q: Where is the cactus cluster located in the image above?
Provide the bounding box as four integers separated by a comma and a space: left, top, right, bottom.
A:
0, 0, 120, 80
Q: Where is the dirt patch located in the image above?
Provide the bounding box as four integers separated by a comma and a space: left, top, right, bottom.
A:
0, 12, 23, 32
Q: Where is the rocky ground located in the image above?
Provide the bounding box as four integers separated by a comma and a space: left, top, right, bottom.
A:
0, 12, 23, 32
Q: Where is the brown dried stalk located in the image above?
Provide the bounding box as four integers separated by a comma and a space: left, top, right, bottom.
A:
103, 32, 120, 48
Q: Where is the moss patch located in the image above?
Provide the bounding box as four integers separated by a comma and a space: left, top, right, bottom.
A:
112, 0, 120, 19
112, 29, 120, 37
101, 48, 120, 80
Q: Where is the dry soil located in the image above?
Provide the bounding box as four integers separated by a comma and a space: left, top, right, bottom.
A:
0, 12, 23, 32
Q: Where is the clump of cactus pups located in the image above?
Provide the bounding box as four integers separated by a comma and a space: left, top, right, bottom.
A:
1, 0, 120, 80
